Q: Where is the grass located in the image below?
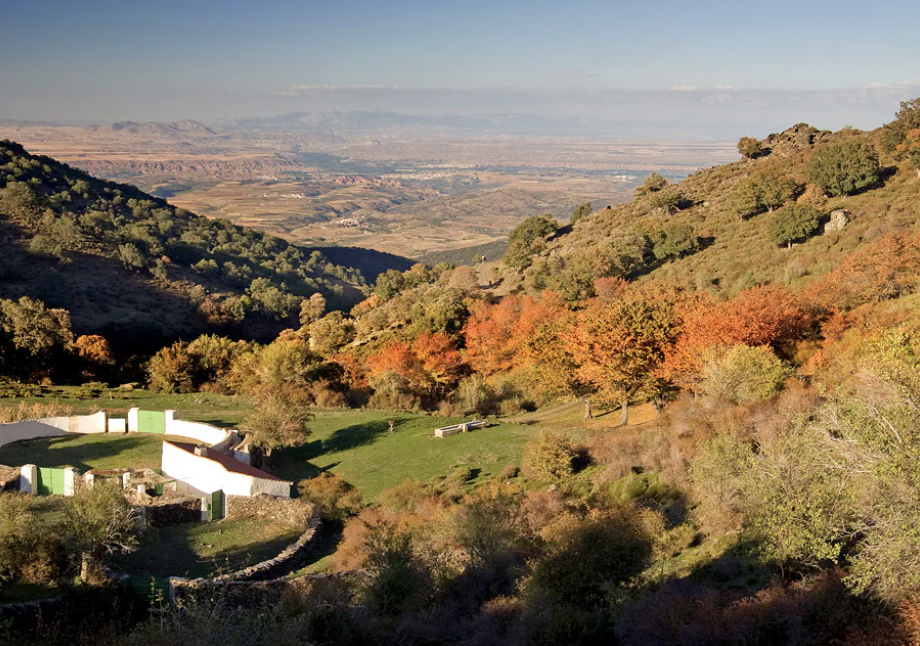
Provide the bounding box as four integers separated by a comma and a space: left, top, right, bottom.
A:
272, 409, 557, 501
116, 516, 302, 580
0, 582, 63, 603
0, 387, 251, 429
0, 433, 199, 471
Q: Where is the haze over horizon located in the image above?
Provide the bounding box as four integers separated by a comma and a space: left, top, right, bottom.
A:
2, 0, 919, 137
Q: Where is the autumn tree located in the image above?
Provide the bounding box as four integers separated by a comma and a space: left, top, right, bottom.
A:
567, 287, 680, 425
806, 139, 881, 197
804, 232, 920, 310
663, 285, 812, 389
147, 341, 195, 393
74, 334, 115, 379
768, 203, 821, 248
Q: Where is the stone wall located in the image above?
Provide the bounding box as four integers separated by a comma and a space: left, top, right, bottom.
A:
226, 494, 314, 528
170, 514, 343, 603
141, 497, 201, 527
169, 568, 366, 608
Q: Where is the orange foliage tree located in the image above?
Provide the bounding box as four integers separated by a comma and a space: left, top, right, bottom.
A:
663, 285, 813, 389
366, 333, 465, 400
566, 287, 681, 425
804, 233, 920, 311
463, 292, 578, 396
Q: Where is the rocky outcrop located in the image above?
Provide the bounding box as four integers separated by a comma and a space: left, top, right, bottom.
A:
824, 209, 850, 233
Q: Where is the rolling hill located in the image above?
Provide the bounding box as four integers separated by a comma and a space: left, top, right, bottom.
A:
0, 140, 410, 353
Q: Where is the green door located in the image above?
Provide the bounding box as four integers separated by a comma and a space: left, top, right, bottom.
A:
137, 410, 166, 434
37, 468, 65, 495
209, 490, 224, 521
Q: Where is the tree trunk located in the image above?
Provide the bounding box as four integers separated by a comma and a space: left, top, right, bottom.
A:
583, 398, 592, 420
80, 552, 93, 583
620, 400, 629, 427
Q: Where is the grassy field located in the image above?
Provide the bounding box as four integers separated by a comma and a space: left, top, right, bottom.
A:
115, 516, 302, 580
0, 433, 197, 471
0, 387, 251, 427
272, 410, 552, 500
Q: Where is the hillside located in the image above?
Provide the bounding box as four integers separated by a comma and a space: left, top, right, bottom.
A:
495, 121, 920, 302
0, 140, 409, 353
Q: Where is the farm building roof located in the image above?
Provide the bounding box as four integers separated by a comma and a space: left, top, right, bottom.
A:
165, 441, 283, 481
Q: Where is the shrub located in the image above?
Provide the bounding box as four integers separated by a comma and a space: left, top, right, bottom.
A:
701, 345, 791, 403
298, 473, 363, 522
147, 341, 195, 393
455, 374, 498, 416
521, 432, 576, 481
527, 507, 654, 608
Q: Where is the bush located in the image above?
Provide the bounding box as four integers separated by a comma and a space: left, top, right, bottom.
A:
528, 507, 655, 608
521, 432, 576, 481
147, 341, 195, 393
298, 473, 363, 522
701, 345, 791, 403
455, 374, 498, 416
0, 494, 67, 584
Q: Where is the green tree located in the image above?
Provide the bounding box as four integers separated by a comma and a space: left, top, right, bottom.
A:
756, 173, 800, 213
768, 203, 821, 248
570, 202, 592, 224
737, 136, 764, 160
649, 185, 682, 214
650, 223, 700, 261
806, 139, 881, 197
240, 395, 312, 459
636, 172, 668, 195
308, 311, 355, 355
729, 178, 763, 220
117, 242, 146, 270
880, 97, 920, 153
503, 215, 558, 270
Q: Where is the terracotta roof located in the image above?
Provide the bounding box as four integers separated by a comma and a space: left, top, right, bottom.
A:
165, 441, 284, 481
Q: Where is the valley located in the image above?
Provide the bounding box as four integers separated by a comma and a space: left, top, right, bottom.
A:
0, 120, 738, 258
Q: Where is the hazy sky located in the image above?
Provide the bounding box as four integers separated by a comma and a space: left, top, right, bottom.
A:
2, 0, 919, 136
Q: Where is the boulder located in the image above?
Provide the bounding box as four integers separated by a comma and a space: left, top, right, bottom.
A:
824, 209, 849, 234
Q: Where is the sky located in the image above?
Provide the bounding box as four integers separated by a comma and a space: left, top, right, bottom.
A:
2, 0, 919, 137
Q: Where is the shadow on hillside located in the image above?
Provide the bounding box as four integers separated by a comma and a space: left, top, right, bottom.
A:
0, 434, 157, 472
322, 419, 405, 454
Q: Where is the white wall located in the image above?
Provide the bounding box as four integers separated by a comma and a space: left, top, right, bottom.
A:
0, 412, 107, 448
161, 442, 290, 498
164, 411, 236, 449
